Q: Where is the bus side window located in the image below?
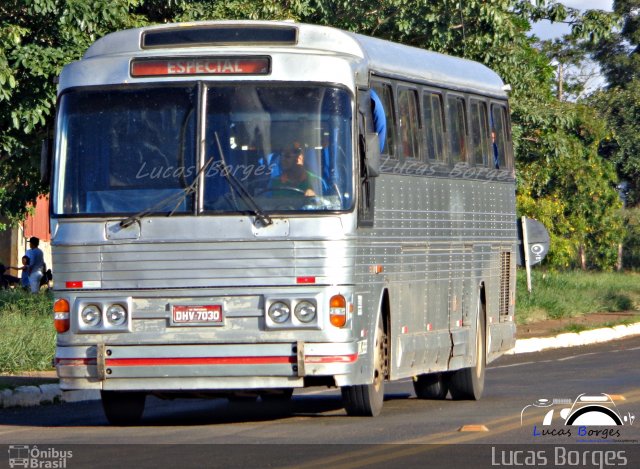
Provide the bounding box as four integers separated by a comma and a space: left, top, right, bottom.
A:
423, 92, 446, 163
491, 104, 511, 169
447, 95, 467, 164
371, 82, 396, 159
397, 87, 421, 160
470, 99, 490, 167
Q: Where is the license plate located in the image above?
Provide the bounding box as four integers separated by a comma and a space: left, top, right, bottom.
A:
171, 305, 223, 326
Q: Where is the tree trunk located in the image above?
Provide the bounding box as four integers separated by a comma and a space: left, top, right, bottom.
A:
616, 243, 623, 271
557, 62, 564, 101
579, 244, 587, 270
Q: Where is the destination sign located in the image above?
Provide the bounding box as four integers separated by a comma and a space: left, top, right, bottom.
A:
131, 57, 270, 77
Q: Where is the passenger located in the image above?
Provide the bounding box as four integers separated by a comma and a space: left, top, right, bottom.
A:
270, 144, 322, 197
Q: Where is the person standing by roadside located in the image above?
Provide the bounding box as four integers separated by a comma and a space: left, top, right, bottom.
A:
26, 237, 45, 293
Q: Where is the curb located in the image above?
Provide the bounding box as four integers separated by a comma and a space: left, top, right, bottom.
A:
2, 322, 640, 409
505, 321, 640, 355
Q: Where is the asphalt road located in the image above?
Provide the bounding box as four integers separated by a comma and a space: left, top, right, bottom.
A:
1, 336, 639, 468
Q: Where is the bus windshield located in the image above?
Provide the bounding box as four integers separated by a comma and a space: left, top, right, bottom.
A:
54, 84, 353, 216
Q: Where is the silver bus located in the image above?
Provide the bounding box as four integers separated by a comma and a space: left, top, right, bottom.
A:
49, 21, 516, 424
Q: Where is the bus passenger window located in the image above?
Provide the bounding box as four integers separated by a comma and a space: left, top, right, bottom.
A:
491, 104, 511, 169
371, 82, 396, 158
470, 100, 490, 166
423, 92, 446, 163
447, 96, 467, 163
398, 88, 421, 160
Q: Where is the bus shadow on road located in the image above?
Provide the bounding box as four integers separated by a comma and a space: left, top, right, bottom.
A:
0, 393, 415, 428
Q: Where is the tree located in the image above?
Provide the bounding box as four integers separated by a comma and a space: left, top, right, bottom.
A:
0, 0, 627, 269
590, 1, 640, 206
592, 0, 640, 88
591, 84, 640, 207
0, 0, 144, 229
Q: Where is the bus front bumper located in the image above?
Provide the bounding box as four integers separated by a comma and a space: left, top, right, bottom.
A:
55, 341, 361, 391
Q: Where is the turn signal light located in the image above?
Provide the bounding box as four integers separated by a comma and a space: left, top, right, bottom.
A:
329, 294, 347, 328
54, 299, 70, 333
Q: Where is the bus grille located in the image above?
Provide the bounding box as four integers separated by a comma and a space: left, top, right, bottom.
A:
499, 251, 511, 317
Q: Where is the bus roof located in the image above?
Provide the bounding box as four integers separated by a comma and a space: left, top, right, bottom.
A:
81, 21, 508, 97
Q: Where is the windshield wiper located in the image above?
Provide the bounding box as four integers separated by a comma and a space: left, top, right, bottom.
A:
214, 132, 272, 227
119, 157, 214, 228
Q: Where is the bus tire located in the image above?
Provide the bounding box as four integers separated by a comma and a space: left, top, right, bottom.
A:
413, 372, 449, 399
341, 318, 386, 416
101, 390, 146, 426
448, 310, 486, 400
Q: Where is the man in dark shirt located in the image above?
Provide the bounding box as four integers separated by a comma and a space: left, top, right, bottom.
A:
270, 144, 322, 197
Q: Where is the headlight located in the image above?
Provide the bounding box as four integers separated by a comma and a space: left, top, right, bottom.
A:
294, 301, 316, 323
106, 304, 127, 326
268, 301, 290, 324
80, 304, 101, 327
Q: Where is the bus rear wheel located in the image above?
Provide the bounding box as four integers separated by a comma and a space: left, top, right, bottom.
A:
448, 310, 486, 400
341, 318, 387, 416
413, 372, 449, 399
101, 390, 146, 426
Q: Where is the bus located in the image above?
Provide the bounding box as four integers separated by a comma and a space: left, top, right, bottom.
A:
48, 20, 516, 424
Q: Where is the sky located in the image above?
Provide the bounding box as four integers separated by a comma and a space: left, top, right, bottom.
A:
531, 0, 614, 40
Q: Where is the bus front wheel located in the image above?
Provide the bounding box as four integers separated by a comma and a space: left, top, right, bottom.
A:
101, 390, 146, 426
341, 318, 387, 416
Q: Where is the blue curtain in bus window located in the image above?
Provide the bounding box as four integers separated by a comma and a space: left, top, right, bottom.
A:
370, 89, 386, 153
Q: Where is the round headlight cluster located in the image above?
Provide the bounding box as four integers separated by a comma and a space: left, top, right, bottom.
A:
80, 304, 101, 327
268, 301, 290, 324
294, 301, 317, 323
106, 304, 127, 326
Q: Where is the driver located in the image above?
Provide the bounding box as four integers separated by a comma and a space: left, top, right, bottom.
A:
269, 143, 322, 197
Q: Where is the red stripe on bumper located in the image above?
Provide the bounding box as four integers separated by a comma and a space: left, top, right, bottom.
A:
105, 356, 296, 367
56, 354, 359, 367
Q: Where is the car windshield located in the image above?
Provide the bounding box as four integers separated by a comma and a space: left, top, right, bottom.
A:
54, 84, 353, 216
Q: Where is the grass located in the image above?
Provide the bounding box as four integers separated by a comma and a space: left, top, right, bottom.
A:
516, 270, 640, 324
0, 289, 55, 374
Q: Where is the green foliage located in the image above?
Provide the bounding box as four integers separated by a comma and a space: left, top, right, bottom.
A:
622, 208, 640, 269
0, 289, 55, 373
590, 83, 640, 206
515, 100, 624, 269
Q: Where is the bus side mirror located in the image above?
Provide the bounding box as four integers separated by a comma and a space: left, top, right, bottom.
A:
40, 138, 52, 185
365, 133, 380, 178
